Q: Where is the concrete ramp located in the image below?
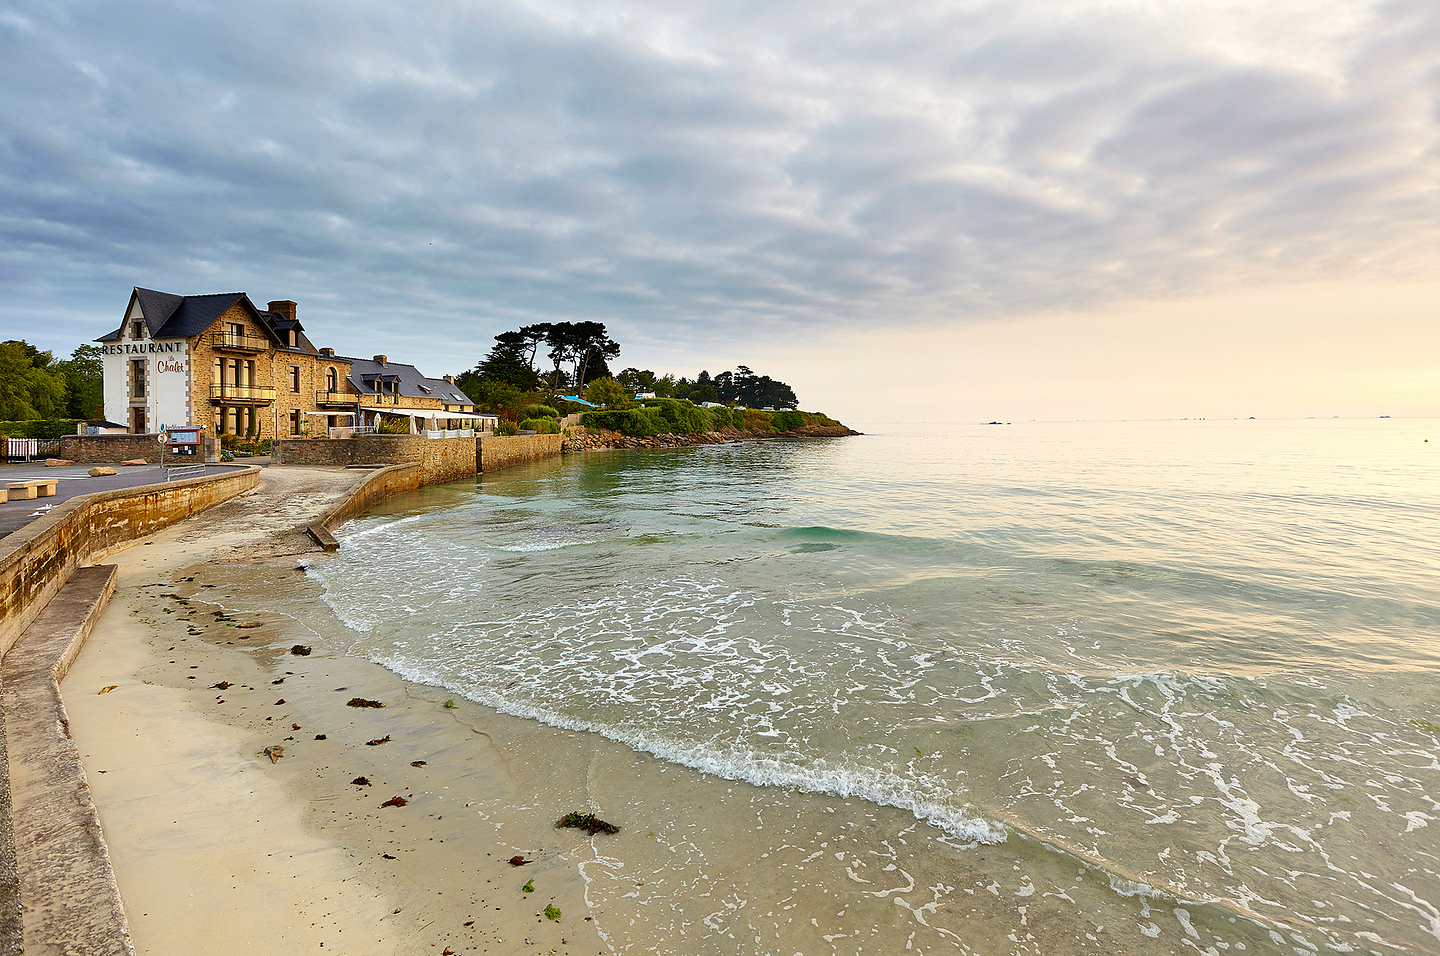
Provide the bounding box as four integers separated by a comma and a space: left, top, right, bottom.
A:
2, 565, 129, 955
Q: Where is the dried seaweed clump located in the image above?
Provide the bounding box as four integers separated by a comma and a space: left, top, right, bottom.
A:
347, 697, 385, 708
555, 812, 620, 835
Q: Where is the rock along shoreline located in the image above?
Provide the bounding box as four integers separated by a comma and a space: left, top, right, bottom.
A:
567, 422, 861, 452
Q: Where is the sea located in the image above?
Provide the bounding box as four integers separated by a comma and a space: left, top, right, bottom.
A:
306, 418, 1440, 955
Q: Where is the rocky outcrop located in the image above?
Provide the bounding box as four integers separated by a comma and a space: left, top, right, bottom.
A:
570, 423, 860, 453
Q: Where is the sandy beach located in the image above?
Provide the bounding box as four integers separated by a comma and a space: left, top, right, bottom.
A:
63, 467, 612, 956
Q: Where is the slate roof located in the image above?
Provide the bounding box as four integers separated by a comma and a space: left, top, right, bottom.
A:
99, 288, 264, 343
341, 356, 473, 405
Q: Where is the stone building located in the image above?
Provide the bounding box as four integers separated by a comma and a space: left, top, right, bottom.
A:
97, 288, 478, 439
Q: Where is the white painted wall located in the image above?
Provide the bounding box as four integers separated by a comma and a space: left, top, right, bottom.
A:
101, 303, 191, 431
152, 348, 191, 433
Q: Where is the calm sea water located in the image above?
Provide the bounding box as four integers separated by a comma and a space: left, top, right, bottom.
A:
310, 419, 1440, 954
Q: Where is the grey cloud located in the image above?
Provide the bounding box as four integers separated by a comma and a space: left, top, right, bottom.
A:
3, 0, 1438, 373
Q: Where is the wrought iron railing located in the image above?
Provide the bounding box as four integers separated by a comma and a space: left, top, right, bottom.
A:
209, 384, 277, 402
208, 332, 270, 352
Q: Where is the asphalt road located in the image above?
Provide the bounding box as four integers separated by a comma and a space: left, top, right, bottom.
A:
0, 462, 250, 539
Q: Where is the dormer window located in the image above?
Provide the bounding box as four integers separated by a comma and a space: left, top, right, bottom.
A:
132, 321, 144, 339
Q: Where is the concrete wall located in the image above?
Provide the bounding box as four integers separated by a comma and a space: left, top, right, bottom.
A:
273, 436, 479, 486
57, 435, 163, 464
0, 467, 260, 656
308, 463, 423, 548
478, 434, 564, 473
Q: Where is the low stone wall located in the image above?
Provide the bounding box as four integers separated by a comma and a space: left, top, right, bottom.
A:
56, 435, 161, 465
273, 436, 478, 485
478, 434, 564, 473
0, 467, 260, 656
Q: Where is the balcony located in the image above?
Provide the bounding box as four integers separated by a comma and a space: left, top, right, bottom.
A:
209, 331, 270, 353
210, 384, 276, 405
316, 391, 388, 407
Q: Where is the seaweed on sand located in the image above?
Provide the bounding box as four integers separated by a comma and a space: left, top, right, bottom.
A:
555, 812, 620, 835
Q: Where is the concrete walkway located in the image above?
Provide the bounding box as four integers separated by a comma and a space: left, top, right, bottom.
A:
2, 565, 128, 955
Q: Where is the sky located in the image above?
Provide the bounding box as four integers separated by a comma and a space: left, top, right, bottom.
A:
2, 0, 1437, 422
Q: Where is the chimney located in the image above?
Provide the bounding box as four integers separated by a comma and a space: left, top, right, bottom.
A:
442, 374, 454, 384
373, 354, 387, 365
319, 347, 334, 357
267, 300, 297, 321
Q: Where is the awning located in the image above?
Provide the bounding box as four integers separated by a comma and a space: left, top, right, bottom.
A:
370, 409, 497, 420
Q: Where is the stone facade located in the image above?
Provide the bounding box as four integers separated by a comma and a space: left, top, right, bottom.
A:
57, 434, 165, 464
192, 302, 359, 441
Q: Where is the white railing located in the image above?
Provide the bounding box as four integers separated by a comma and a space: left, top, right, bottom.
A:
5, 438, 39, 461
165, 464, 207, 482
422, 429, 475, 439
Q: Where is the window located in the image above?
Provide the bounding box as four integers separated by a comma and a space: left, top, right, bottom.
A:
130, 407, 146, 434
290, 366, 301, 392
290, 409, 302, 435
130, 359, 146, 398
131, 321, 144, 339
326, 367, 337, 391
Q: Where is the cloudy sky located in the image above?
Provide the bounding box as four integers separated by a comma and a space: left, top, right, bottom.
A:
3, 0, 1437, 421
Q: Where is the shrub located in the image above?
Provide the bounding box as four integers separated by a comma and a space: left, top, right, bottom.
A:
582, 408, 661, 437
742, 409, 775, 432
518, 417, 560, 434
638, 398, 713, 434
771, 410, 805, 431
376, 416, 412, 434
494, 419, 520, 436
0, 419, 83, 439
584, 377, 630, 409
523, 404, 559, 420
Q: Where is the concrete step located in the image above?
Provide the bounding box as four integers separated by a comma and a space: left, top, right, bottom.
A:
2, 564, 130, 955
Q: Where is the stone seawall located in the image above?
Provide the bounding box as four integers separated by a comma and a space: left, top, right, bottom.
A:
274, 436, 479, 485
0, 466, 260, 662
57, 435, 163, 465
478, 434, 564, 473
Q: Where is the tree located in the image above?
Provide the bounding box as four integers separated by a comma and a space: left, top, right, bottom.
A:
473, 331, 539, 389
56, 344, 103, 419
517, 324, 551, 374
544, 321, 619, 392
617, 368, 657, 393
584, 376, 630, 409
0, 340, 67, 420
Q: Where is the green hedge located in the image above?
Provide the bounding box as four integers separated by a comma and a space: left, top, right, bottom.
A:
523, 404, 559, 420
0, 419, 83, 439
583, 408, 661, 437
518, 417, 560, 434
